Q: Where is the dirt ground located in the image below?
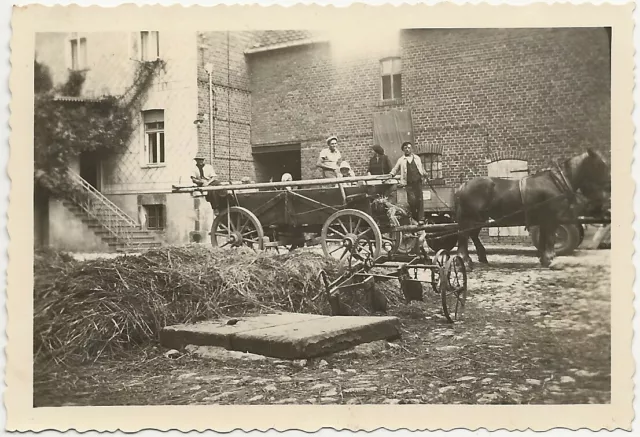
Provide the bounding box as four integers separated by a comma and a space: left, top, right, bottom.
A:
34, 247, 611, 406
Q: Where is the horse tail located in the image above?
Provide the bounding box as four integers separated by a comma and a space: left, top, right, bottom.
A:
453, 180, 465, 226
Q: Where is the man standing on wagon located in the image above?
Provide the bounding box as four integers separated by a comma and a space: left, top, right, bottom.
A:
390, 141, 427, 224
316, 135, 342, 179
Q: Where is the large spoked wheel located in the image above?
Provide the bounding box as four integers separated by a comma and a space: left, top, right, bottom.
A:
382, 216, 417, 255
431, 249, 450, 293
529, 224, 581, 256
441, 255, 468, 323
211, 206, 265, 251
321, 209, 383, 264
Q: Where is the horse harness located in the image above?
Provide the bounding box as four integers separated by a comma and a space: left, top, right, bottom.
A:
517, 160, 576, 227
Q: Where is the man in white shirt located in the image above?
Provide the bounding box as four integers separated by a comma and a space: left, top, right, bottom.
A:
390, 141, 427, 224
191, 154, 217, 186
191, 153, 220, 212
316, 135, 342, 179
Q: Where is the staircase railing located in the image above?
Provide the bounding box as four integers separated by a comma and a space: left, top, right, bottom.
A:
66, 169, 141, 247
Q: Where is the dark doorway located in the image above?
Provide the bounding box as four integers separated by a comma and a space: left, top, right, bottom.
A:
79, 151, 101, 191
253, 144, 301, 183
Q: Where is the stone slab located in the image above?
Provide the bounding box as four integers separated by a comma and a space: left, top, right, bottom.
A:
159, 313, 321, 350
160, 312, 401, 359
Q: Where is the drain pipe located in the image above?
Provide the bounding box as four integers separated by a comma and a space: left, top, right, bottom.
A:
203, 62, 214, 162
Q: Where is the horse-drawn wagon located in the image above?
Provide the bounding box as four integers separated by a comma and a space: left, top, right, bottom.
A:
172, 174, 469, 323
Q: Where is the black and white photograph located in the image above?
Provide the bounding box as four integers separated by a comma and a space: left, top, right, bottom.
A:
5, 1, 636, 433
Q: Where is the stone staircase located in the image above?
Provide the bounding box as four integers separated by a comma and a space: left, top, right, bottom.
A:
65, 170, 163, 252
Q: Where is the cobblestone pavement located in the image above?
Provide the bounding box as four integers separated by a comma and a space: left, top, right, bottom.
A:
35, 249, 611, 406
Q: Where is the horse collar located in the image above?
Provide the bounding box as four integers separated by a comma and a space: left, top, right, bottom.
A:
553, 160, 577, 203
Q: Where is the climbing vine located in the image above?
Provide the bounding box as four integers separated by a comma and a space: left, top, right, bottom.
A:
34, 59, 167, 195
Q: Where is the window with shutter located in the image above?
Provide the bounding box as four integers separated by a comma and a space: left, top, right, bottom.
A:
68, 34, 88, 70
140, 31, 160, 61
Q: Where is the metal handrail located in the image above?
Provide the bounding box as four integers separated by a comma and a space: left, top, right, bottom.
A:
66, 169, 142, 248
67, 169, 138, 226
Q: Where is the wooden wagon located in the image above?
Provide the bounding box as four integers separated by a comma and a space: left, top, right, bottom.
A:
172, 174, 469, 323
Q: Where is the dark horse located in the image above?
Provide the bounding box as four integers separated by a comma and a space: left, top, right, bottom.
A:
454, 149, 611, 269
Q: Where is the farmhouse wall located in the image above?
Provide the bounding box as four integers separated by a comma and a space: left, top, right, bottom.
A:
249, 28, 611, 185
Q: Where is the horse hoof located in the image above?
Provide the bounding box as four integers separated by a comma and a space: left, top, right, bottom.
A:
478, 258, 489, 264
549, 261, 562, 270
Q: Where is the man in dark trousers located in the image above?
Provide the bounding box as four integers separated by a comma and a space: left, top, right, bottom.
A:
390, 141, 427, 224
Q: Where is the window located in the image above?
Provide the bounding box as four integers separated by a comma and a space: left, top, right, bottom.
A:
144, 205, 165, 230
143, 110, 165, 165
421, 153, 444, 181
69, 34, 87, 70
381, 57, 402, 100
140, 31, 160, 61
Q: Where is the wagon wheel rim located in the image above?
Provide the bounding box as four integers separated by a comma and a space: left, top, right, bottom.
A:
554, 225, 569, 250
382, 215, 414, 255
321, 209, 383, 265
211, 206, 265, 251
431, 268, 440, 294
441, 255, 468, 323
433, 249, 450, 267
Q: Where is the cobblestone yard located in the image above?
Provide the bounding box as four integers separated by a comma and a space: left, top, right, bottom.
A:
35, 248, 611, 406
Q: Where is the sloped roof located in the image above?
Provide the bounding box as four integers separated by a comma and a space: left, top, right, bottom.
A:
245, 30, 328, 54
53, 95, 111, 103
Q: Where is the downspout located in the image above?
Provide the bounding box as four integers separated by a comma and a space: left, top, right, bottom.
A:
204, 62, 214, 163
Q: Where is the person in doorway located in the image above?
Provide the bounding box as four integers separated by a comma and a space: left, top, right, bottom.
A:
316, 135, 342, 179
367, 144, 396, 202
367, 145, 392, 176
190, 153, 221, 213
390, 141, 427, 224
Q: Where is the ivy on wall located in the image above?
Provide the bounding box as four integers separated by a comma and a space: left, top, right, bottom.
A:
34, 59, 167, 195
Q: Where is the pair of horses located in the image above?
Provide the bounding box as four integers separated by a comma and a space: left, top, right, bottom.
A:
453, 148, 611, 269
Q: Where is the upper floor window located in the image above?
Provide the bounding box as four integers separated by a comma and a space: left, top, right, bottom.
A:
421, 153, 444, 182
143, 109, 165, 165
140, 31, 160, 61
380, 57, 402, 100
69, 34, 88, 70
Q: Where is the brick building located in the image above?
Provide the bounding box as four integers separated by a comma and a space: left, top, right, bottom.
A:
248, 28, 611, 184
247, 27, 610, 241
34, 28, 610, 251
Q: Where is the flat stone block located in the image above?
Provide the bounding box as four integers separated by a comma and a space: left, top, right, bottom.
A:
160, 312, 401, 359
159, 313, 320, 351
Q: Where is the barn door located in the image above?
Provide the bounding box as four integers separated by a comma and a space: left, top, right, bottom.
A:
372, 109, 414, 166
487, 159, 529, 237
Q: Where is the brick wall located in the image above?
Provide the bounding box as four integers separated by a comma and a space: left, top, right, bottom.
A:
402, 28, 611, 183
249, 42, 404, 180
248, 28, 611, 184
197, 31, 257, 182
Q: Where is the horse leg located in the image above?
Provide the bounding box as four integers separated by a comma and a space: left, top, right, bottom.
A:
538, 224, 556, 268
545, 223, 558, 268
456, 222, 473, 270
470, 228, 488, 264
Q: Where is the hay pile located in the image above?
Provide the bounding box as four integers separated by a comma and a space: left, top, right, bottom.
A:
34, 245, 348, 364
